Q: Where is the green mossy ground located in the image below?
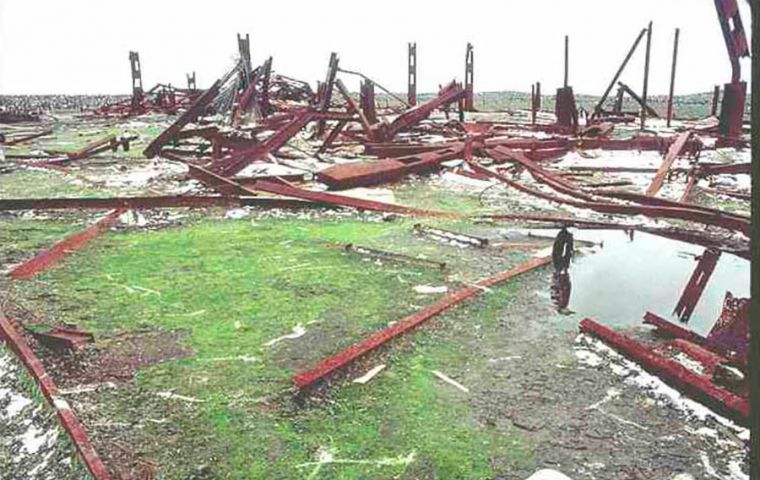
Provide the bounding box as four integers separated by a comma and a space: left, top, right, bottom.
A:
12, 216, 535, 479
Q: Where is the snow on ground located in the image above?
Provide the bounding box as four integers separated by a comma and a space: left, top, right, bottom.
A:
575, 335, 749, 479
0, 345, 78, 479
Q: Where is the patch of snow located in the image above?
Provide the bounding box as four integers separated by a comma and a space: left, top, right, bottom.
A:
353, 364, 386, 384
264, 324, 307, 347
431, 370, 469, 393
156, 391, 204, 403
413, 285, 448, 294
574, 348, 602, 367
18, 424, 58, 455
119, 210, 147, 226
0, 387, 33, 419
337, 187, 396, 204
225, 208, 251, 220
525, 469, 574, 480
578, 335, 748, 436
671, 352, 706, 375
487, 356, 522, 363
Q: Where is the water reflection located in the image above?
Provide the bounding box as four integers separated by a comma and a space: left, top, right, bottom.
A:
533, 228, 750, 335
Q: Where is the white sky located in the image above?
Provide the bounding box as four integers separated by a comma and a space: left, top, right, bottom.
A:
0, 0, 752, 95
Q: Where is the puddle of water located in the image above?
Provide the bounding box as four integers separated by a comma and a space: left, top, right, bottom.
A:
528, 228, 749, 335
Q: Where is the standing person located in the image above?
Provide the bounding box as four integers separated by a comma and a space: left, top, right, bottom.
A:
552, 226, 574, 273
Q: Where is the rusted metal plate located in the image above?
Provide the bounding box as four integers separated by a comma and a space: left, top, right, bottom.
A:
318, 145, 465, 190
317, 159, 408, 189
706, 291, 749, 365
31, 327, 94, 351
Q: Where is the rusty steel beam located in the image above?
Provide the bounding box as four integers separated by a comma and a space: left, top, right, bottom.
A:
645, 131, 694, 196
0, 310, 111, 479
464, 43, 474, 111
318, 144, 465, 189
334, 78, 374, 139
314, 52, 339, 137
144, 78, 222, 157
360, 80, 377, 124
711, 86, 721, 117
618, 82, 660, 119
10, 209, 124, 280
593, 28, 648, 118
210, 109, 314, 177
2, 128, 53, 146
697, 162, 751, 176
468, 161, 750, 235
644, 311, 708, 344
317, 119, 349, 154
293, 256, 551, 389
564, 34, 570, 87
413, 223, 489, 247
0, 196, 244, 210
343, 243, 446, 270
487, 146, 587, 195
640, 21, 653, 129
673, 248, 722, 323
187, 164, 260, 196
408, 42, 417, 106
579, 318, 748, 425
371, 81, 466, 142
253, 180, 460, 218
714, 0, 749, 83
666, 28, 680, 126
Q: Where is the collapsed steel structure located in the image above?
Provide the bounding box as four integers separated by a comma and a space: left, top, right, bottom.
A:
0, 2, 753, 477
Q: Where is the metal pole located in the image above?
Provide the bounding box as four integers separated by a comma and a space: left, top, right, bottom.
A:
564, 35, 569, 88
711, 85, 720, 117
592, 28, 647, 119
408, 42, 417, 106
666, 28, 680, 127
641, 21, 653, 129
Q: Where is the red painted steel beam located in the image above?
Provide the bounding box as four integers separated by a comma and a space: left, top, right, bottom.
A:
144, 78, 222, 158
371, 81, 466, 142
0, 309, 111, 479
487, 146, 588, 195
294, 256, 551, 389
468, 162, 750, 235
697, 162, 751, 176
674, 249, 722, 323
10, 209, 125, 280
253, 180, 461, 218
210, 110, 314, 177
66, 135, 117, 161
2, 129, 54, 146
668, 338, 726, 374
646, 131, 694, 196
579, 318, 748, 425
595, 190, 749, 225
334, 79, 374, 140
317, 144, 465, 190
643, 311, 708, 345
0, 196, 319, 211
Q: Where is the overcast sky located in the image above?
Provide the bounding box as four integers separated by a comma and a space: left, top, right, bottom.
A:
0, 0, 752, 95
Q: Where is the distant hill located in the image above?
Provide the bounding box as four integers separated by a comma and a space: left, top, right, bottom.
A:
0, 91, 750, 121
